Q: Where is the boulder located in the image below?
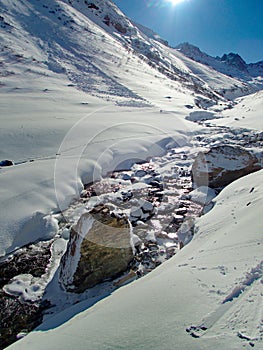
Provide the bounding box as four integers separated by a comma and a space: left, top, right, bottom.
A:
60, 205, 133, 293
191, 145, 261, 188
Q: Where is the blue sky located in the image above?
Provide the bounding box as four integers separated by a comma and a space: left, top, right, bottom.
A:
112, 0, 263, 63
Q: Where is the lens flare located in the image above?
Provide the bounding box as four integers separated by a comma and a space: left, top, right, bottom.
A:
164, 0, 187, 6
145, 0, 188, 8
145, 0, 166, 8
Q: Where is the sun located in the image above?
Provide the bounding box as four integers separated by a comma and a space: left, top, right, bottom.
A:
165, 0, 186, 6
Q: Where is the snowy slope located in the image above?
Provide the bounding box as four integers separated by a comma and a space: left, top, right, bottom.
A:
212, 90, 263, 130
7, 169, 263, 350
0, 0, 248, 257
0, 45, 200, 257
170, 47, 254, 100
0, 83, 197, 257
0, 1, 263, 349
0, 0, 199, 256
0, 0, 257, 105
0, 1, 261, 260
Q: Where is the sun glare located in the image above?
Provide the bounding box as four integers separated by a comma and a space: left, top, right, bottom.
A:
165, 0, 186, 6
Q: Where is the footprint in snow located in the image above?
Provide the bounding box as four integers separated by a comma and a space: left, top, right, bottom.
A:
186, 325, 207, 338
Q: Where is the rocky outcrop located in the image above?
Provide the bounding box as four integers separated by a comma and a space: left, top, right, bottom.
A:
114, 22, 127, 34
60, 205, 133, 293
191, 145, 261, 188
220, 53, 247, 72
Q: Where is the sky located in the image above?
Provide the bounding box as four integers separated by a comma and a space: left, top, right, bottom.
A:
112, 0, 263, 63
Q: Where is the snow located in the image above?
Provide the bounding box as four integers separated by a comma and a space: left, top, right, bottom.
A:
0, 0, 263, 348
189, 186, 217, 206
0, 104, 194, 256
3, 238, 67, 303
7, 169, 263, 350
173, 47, 256, 100
0, 10, 204, 257
183, 90, 263, 132
1, 0, 221, 257
212, 90, 263, 130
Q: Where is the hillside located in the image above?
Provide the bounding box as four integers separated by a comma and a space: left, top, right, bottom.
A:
0, 0, 258, 106
0, 1, 262, 349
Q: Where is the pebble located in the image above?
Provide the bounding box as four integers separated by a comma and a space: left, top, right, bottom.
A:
134, 169, 147, 177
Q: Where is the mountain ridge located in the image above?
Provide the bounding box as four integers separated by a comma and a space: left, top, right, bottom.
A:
0, 2, 263, 349
1, 0, 262, 109
176, 42, 263, 80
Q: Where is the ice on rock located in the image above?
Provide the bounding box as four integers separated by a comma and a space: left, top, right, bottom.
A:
130, 207, 144, 219
61, 228, 70, 239
122, 173, 131, 181
176, 217, 195, 247
134, 169, 147, 178
145, 230, 156, 242
140, 200, 154, 213
3, 274, 43, 302
130, 232, 141, 248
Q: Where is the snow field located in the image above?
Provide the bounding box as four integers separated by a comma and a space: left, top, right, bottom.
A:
7, 169, 263, 350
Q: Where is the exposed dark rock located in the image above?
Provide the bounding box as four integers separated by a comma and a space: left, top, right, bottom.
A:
0, 159, 14, 167
103, 15, 110, 26
134, 169, 147, 177
221, 53, 247, 71
114, 22, 127, 34
0, 242, 52, 350
0, 291, 44, 350
86, 2, 99, 10
0, 242, 52, 289
60, 205, 133, 293
191, 145, 261, 188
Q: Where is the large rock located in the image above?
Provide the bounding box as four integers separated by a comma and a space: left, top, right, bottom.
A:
60, 205, 133, 293
191, 145, 261, 188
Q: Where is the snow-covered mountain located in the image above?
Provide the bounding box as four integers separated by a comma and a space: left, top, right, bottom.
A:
0, 0, 260, 107
0, 1, 263, 349
176, 42, 263, 82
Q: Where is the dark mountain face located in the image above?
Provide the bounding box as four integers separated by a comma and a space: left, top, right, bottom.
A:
220, 53, 247, 71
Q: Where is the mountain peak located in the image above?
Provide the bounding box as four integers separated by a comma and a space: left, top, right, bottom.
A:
176, 42, 262, 79
220, 52, 247, 71
175, 42, 203, 56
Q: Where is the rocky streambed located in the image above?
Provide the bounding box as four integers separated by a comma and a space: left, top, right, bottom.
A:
0, 124, 262, 349
0, 241, 52, 349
